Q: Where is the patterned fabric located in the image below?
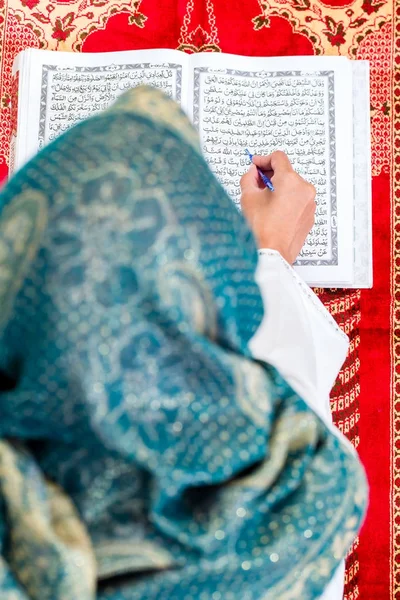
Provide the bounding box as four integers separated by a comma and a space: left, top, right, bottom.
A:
0, 87, 366, 599
0, 1, 393, 597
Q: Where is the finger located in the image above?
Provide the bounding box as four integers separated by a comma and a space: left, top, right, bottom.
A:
254, 169, 274, 190
252, 151, 293, 175
240, 164, 262, 192
261, 169, 274, 182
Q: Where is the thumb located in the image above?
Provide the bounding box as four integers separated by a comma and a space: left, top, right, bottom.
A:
240, 164, 259, 193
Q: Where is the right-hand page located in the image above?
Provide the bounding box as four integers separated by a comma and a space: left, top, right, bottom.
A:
187, 53, 355, 287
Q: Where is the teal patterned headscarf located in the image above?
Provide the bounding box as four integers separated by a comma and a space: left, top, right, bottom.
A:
0, 87, 366, 600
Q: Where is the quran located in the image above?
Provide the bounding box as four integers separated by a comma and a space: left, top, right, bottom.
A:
11, 48, 372, 288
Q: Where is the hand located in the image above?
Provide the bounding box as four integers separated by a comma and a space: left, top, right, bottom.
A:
240, 151, 316, 264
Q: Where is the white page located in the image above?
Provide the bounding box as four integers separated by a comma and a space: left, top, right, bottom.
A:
12, 48, 189, 170
351, 60, 372, 288
187, 53, 354, 286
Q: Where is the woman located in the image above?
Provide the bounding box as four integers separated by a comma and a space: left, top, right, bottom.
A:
0, 87, 366, 599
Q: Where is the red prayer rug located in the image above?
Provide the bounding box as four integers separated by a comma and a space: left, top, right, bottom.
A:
0, 0, 394, 597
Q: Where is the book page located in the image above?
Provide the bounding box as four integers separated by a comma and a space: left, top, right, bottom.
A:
187, 53, 355, 286
351, 60, 372, 288
13, 48, 189, 170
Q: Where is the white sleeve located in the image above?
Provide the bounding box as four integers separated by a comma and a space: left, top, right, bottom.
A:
249, 250, 348, 600
249, 250, 349, 424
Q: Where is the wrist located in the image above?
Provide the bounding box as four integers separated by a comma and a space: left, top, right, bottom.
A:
256, 236, 287, 259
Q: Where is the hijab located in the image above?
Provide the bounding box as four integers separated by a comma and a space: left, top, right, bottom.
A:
0, 86, 366, 600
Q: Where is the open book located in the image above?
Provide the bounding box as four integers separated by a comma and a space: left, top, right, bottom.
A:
11, 48, 372, 287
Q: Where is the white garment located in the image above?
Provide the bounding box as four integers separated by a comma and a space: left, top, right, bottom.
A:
249, 250, 349, 600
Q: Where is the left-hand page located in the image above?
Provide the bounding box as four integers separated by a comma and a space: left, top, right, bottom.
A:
11, 48, 190, 172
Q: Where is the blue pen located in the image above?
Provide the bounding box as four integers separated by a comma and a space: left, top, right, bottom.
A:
245, 149, 274, 192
